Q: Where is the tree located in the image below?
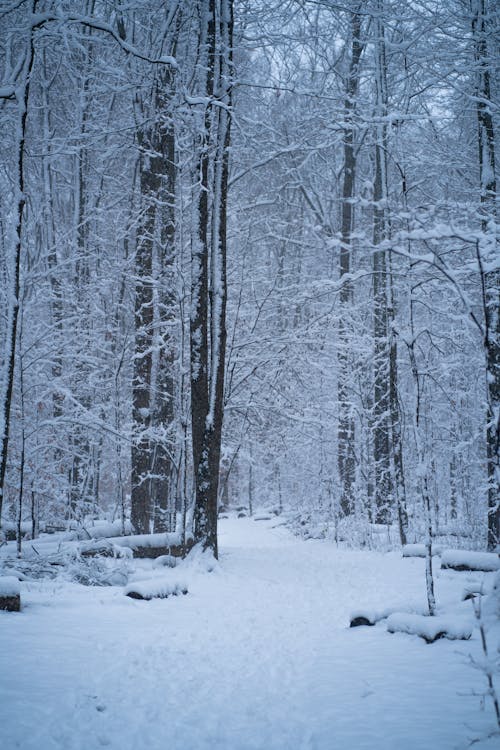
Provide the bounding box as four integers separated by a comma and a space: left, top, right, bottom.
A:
0, 0, 38, 525
190, 0, 233, 556
131, 62, 178, 534
471, 0, 499, 550
337, 4, 364, 519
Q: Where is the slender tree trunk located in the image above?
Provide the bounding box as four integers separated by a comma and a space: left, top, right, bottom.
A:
388, 254, 408, 544
337, 6, 363, 517
131, 126, 158, 533
0, 3, 37, 526
371, 2, 396, 526
408, 331, 436, 616
472, 0, 499, 550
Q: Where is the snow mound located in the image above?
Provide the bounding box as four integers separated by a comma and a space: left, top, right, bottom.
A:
462, 581, 490, 601
152, 554, 178, 569
349, 604, 426, 627
386, 613, 473, 643
441, 550, 499, 572
0, 576, 20, 597
124, 576, 188, 600
181, 543, 218, 573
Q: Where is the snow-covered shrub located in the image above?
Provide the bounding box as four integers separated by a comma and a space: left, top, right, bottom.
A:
66, 555, 131, 587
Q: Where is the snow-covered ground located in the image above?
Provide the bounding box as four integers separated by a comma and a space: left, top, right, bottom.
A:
1, 517, 498, 750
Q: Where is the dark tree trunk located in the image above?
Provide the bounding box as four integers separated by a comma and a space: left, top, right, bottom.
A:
131, 121, 162, 533
472, 0, 499, 550
371, 3, 396, 526
191, 0, 233, 557
0, 4, 36, 525
337, 7, 363, 517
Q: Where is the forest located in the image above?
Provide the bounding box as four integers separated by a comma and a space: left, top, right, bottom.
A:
0, 0, 498, 554
0, 1, 499, 748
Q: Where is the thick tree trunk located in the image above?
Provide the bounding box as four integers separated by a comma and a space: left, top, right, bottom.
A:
131, 52, 178, 534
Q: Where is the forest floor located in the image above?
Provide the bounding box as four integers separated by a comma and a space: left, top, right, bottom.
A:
1, 516, 499, 750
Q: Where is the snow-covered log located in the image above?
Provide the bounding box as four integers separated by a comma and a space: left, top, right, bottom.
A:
440, 550, 499, 572
111, 533, 193, 559
402, 543, 443, 558
386, 613, 472, 644
125, 577, 188, 600
349, 604, 427, 628
0, 576, 21, 611
79, 540, 119, 558
349, 607, 394, 627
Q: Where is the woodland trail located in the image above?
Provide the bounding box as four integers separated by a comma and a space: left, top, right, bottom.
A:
0, 517, 495, 750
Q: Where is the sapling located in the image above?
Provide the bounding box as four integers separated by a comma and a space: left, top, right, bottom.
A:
470, 595, 500, 732
406, 323, 436, 616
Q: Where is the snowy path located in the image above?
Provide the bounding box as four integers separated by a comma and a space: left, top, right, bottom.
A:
0, 518, 497, 750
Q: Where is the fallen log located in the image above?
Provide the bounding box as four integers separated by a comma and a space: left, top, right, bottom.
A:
0, 576, 21, 612
111, 533, 194, 559
386, 613, 472, 644
125, 577, 188, 600
440, 550, 499, 573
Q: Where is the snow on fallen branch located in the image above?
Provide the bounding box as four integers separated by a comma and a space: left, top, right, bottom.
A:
440, 550, 500, 573
125, 576, 188, 600
387, 613, 472, 643
112, 532, 193, 559
402, 543, 443, 558
386, 613, 473, 644
349, 604, 427, 628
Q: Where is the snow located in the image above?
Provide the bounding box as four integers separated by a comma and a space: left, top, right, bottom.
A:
0, 575, 20, 596
462, 581, 491, 601
386, 613, 473, 643
441, 549, 500, 572
0, 518, 498, 749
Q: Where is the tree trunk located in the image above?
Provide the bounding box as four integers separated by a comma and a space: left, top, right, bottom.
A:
371, 2, 396, 526
191, 0, 233, 557
337, 6, 363, 518
472, 0, 499, 550
0, 3, 37, 525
